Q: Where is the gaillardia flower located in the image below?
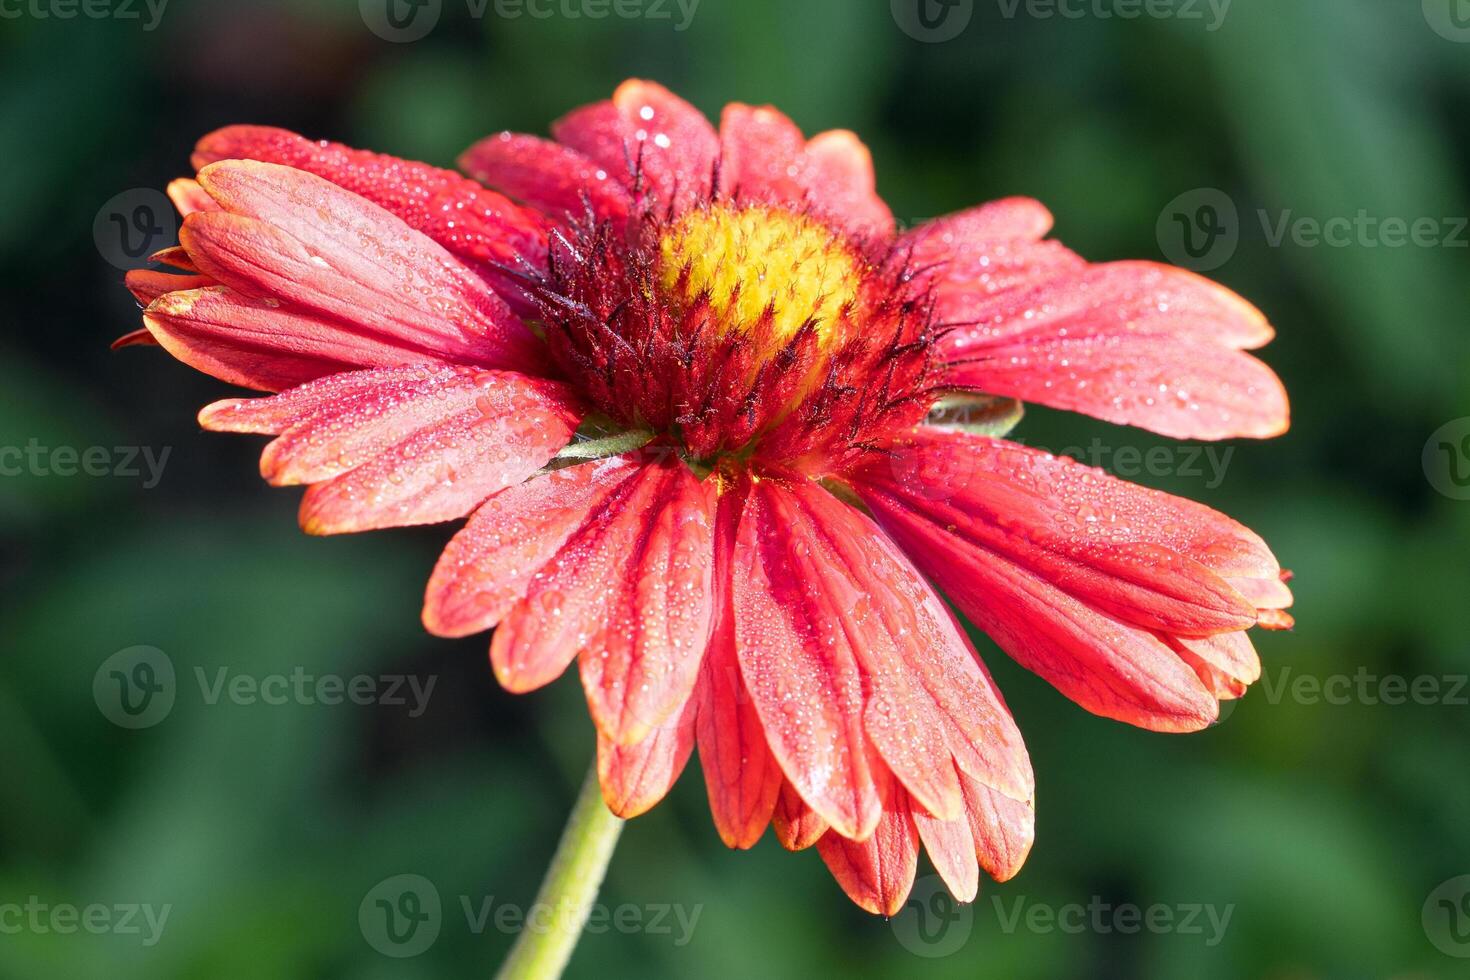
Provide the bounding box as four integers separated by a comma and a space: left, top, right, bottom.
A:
121, 80, 1292, 915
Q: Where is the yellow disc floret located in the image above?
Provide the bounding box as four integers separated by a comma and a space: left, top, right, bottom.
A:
658, 204, 862, 349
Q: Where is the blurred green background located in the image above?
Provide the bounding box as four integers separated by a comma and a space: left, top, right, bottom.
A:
2, 0, 1469, 977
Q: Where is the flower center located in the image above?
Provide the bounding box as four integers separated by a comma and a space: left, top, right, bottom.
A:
657, 204, 862, 351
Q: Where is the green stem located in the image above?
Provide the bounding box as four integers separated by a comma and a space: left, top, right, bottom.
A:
495, 763, 625, 980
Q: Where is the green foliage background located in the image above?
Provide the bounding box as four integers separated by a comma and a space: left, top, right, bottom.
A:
2, 1, 1468, 977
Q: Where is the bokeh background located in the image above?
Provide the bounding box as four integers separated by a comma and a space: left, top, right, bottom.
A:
3, 0, 1469, 977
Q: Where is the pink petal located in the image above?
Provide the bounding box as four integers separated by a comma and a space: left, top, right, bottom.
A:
696, 481, 782, 849
185, 160, 545, 374
732, 479, 886, 841
801, 130, 896, 242
938, 261, 1287, 440
962, 773, 1035, 883
191, 126, 550, 281
553, 79, 720, 216
577, 460, 718, 745
815, 779, 921, 916
911, 789, 981, 903
597, 688, 699, 819
946, 332, 1291, 441
459, 132, 633, 224
489, 458, 716, 749
144, 287, 392, 392
296, 371, 579, 534
778, 480, 1033, 813
772, 780, 829, 851
423, 455, 642, 639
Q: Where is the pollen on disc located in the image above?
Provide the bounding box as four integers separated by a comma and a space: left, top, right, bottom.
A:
657, 204, 862, 350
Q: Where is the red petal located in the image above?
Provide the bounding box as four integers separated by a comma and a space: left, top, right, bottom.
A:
423, 456, 642, 639
489, 458, 716, 747
780, 480, 1034, 813
696, 481, 782, 849
577, 460, 718, 745
731, 480, 885, 840
1172, 630, 1261, 687
553, 79, 719, 216
716, 107, 895, 244
897, 198, 1080, 303
939, 261, 1286, 440
859, 471, 1221, 732
911, 791, 980, 903
597, 687, 698, 819
167, 178, 217, 216
816, 780, 921, 916
185, 160, 545, 374
946, 332, 1290, 441
962, 773, 1035, 883
199, 365, 437, 433
802, 130, 895, 242
859, 432, 1265, 637
254, 368, 565, 487
772, 780, 828, 851
296, 371, 578, 534
192, 125, 550, 276
144, 288, 386, 392
717, 104, 808, 206
125, 269, 213, 306
459, 132, 633, 224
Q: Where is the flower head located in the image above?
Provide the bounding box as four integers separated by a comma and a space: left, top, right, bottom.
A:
121, 79, 1292, 915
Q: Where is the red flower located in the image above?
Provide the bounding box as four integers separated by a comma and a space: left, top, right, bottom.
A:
121, 79, 1292, 916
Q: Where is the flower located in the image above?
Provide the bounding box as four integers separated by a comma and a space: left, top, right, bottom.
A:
120, 79, 1293, 916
